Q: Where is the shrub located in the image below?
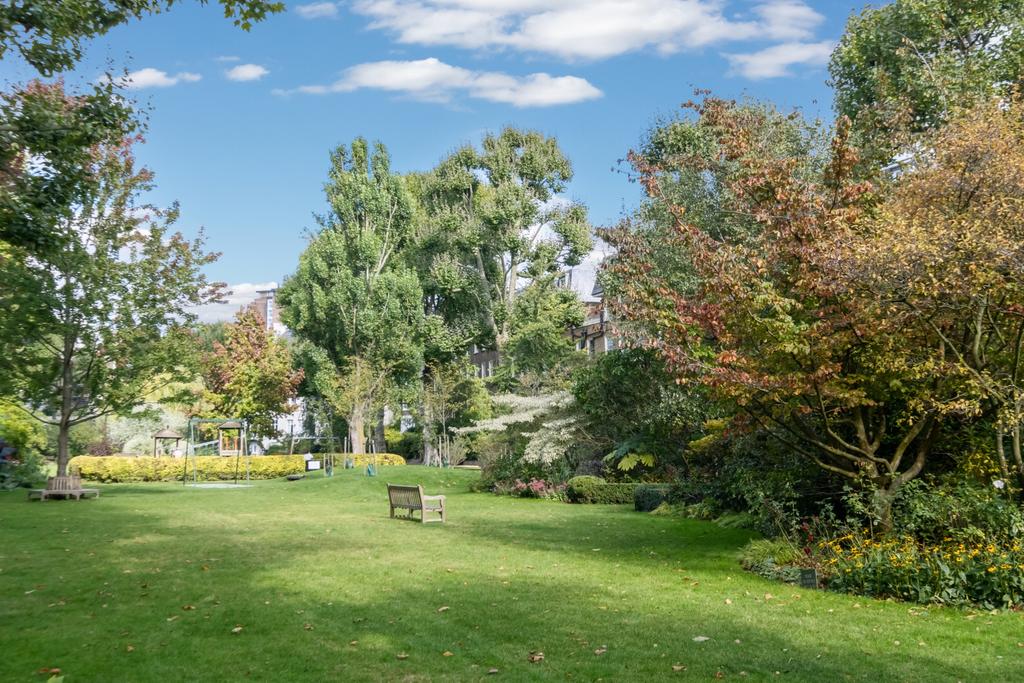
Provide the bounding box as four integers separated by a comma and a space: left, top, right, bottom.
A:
494, 478, 567, 501
68, 454, 405, 482
566, 476, 639, 504
821, 535, 1024, 609
334, 453, 406, 468
890, 479, 1024, 545
739, 539, 804, 584
70, 455, 306, 482
634, 483, 671, 512
0, 403, 47, 489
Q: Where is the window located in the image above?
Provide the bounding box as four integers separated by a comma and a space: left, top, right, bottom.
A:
577, 337, 587, 351
605, 335, 617, 352
588, 337, 597, 356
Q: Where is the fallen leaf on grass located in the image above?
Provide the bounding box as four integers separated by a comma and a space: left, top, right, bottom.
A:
231, 625, 243, 634
693, 636, 710, 642
672, 664, 687, 672
396, 653, 409, 660
442, 651, 454, 657
126, 645, 134, 652
725, 599, 732, 605
764, 593, 774, 601
437, 606, 449, 613
182, 605, 195, 611
527, 651, 544, 663
37, 668, 61, 675
594, 647, 607, 655
304, 623, 314, 631
487, 668, 499, 675
166, 616, 178, 622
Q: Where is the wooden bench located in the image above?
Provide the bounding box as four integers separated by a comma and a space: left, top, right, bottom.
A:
387, 483, 446, 523
28, 475, 100, 501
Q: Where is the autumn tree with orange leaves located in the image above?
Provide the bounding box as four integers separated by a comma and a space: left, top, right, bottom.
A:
604, 96, 1024, 529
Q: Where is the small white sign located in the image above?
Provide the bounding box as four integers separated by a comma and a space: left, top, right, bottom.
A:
306, 460, 322, 471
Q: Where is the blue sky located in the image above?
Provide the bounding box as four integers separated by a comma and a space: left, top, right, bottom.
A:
1, 1, 867, 319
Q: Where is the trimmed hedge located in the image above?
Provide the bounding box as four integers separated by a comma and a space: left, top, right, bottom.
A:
566, 476, 640, 504
634, 483, 671, 512
69, 453, 406, 482
334, 453, 406, 467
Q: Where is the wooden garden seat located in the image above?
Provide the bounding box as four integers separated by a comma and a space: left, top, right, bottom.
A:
387, 483, 446, 523
28, 475, 99, 501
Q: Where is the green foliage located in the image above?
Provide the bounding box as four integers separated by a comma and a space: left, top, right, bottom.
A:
0, 403, 47, 488
633, 483, 670, 512
0, 81, 137, 253
565, 476, 638, 504
889, 479, 1024, 546
418, 127, 592, 366
738, 539, 804, 584
69, 455, 306, 482
384, 428, 422, 461
831, 0, 1024, 159
0, 0, 283, 76
280, 138, 424, 451
200, 308, 303, 438
0, 134, 220, 475
822, 535, 1024, 609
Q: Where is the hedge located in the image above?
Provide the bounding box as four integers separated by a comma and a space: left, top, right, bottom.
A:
634, 484, 671, 512
566, 476, 640, 504
69, 453, 406, 482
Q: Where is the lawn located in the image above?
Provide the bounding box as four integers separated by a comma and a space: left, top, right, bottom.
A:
1, 468, 1021, 682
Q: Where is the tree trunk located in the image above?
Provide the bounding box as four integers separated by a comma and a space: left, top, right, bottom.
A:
996, 428, 1010, 480
871, 484, 898, 536
56, 335, 75, 477
348, 403, 366, 455
373, 409, 386, 454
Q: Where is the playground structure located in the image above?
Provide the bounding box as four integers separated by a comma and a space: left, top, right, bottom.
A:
182, 417, 252, 486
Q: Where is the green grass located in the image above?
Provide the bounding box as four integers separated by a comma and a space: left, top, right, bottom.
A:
1, 468, 1022, 682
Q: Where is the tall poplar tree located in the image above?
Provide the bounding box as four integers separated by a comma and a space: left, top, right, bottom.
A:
279, 139, 424, 454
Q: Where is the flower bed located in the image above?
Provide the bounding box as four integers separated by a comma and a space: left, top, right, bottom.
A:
820, 535, 1024, 609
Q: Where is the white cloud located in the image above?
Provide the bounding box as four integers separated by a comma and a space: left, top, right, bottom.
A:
351, 0, 826, 61
295, 2, 339, 19
226, 63, 270, 81
277, 57, 602, 107
189, 282, 279, 324
109, 68, 202, 89
216, 55, 241, 62
725, 40, 834, 79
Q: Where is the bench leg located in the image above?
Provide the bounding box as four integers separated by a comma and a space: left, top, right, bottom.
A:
390, 505, 395, 519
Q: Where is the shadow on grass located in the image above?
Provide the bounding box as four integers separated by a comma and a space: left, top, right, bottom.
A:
0, 477, 1020, 682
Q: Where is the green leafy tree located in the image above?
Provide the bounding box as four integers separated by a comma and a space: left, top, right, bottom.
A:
201, 308, 303, 439
0, 136, 221, 476
831, 0, 1024, 160
280, 139, 424, 454
422, 128, 593, 362
0, 0, 283, 76
0, 81, 138, 253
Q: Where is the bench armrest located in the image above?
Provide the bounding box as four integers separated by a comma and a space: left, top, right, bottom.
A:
422, 494, 446, 502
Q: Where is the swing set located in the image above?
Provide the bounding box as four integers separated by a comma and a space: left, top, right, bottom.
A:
181, 417, 252, 487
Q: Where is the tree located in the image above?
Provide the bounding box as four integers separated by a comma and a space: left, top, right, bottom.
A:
0, 0, 283, 76
605, 97, 946, 530
201, 308, 303, 439
421, 360, 489, 466
0, 136, 220, 476
422, 128, 593, 362
279, 139, 424, 454
1, 81, 138, 253
832, 97, 1024, 493
572, 348, 710, 474
831, 0, 1024, 161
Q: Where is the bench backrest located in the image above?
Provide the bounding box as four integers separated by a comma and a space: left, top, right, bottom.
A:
47, 475, 82, 491
387, 483, 424, 507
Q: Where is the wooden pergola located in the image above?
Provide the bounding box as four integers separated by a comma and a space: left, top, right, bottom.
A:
153, 427, 183, 457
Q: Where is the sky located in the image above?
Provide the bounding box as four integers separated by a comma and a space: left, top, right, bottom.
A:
1, 0, 869, 320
